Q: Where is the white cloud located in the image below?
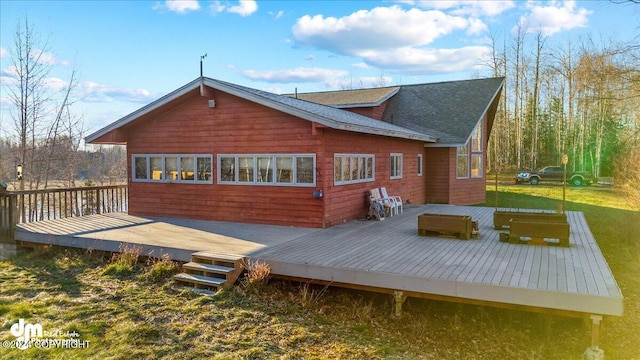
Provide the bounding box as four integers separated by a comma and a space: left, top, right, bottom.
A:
400, 1, 515, 17
516, 1, 592, 36
467, 18, 488, 35
362, 46, 490, 74
293, 5, 491, 74
211, 0, 258, 17
269, 10, 285, 20
352, 62, 371, 69
293, 6, 470, 55
31, 50, 58, 65
242, 67, 349, 83
0, 47, 7, 58
81, 81, 156, 103
154, 0, 201, 13
1, 65, 19, 80
44, 77, 70, 92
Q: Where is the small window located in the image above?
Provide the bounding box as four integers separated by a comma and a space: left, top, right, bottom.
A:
418, 154, 423, 177
165, 157, 177, 181
220, 157, 236, 182
334, 154, 375, 185
196, 157, 212, 181
390, 153, 403, 179
257, 157, 273, 183
471, 154, 483, 178
471, 122, 483, 152
134, 157, 148, 180
456, 147, 469, 179
150, 157, 163, 180
238, 157, 254, 182
296, 156, 314, 184
181, 156, 195, 181
334, 157, 342, 183
276, 156, 293, 183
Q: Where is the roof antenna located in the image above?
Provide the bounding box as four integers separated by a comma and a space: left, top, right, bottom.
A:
295, 87, 298, 99
200, 53, 207, 96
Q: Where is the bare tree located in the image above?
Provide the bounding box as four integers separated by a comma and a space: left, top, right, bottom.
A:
3, 18, 83, 190
4, 18, 52, 190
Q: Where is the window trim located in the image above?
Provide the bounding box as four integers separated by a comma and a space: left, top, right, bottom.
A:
457, 120, 485, 180
471, 121, 483, 152
417, 154, 423, 177
390, 153, 403, 180
456, 146, 469, 179
471, 153, 483, 178
132, 154, 213, 184
334, 154, 375, 185
217, 154, 316, 187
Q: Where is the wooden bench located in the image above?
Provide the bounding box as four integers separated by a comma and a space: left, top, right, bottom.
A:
493, 211, 567, 230
508, 218, 570, 247
418, 213, 477, 240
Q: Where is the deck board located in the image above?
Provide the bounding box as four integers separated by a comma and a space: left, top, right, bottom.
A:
14, 205, 623, 317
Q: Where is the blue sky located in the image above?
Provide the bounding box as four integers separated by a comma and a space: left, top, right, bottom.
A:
1, 0, 638, 138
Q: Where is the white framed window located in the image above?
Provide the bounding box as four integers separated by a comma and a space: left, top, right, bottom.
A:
471, 154, 483, 178
418, 154, 423, 177
218, 154, 315, 186
456, 146, 469, 179
132, 154, 212, 183
471, 121, 482, 152
390, 153, 403, 179
334, 154, 375, 185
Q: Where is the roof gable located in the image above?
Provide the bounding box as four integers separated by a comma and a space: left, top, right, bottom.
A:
381, 77, 504, 146
85, 78, 436, 144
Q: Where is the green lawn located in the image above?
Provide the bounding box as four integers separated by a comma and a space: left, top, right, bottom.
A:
1, 183, 638, 359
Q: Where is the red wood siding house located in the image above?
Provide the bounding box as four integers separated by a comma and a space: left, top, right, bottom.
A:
86, 77, 503, 228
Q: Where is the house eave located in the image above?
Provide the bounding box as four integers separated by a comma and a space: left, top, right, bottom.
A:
85, 79, 202, 144
86, 78, 437, 145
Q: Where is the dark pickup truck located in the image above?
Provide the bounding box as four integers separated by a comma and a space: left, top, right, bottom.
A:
515, 166, 593, 186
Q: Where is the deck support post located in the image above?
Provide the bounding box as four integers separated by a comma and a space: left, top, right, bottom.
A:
393, 290, 406, 317
590, 314, 603, 347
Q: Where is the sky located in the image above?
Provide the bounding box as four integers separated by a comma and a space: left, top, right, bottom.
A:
0, 0, 639, 140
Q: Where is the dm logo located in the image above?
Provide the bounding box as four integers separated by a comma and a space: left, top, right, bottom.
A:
10, 319, 43, 350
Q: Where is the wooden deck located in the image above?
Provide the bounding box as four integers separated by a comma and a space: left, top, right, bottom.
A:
13, 205, 623, 318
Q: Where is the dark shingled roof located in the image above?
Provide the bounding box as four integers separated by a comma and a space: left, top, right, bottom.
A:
381, 77, 504, 146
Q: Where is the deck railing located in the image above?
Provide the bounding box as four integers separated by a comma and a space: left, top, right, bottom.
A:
0, 184, 128, 241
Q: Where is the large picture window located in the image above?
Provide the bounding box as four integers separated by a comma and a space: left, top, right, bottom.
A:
334, 154, 375, 185
218, 154, 315, 186
132, 154, 212, 183
390, 153, 403, 179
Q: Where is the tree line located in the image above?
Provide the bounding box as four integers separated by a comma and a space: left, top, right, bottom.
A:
483, 25, 639, 185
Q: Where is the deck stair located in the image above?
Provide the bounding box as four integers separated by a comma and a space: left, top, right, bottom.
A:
174, 251, 245, 291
